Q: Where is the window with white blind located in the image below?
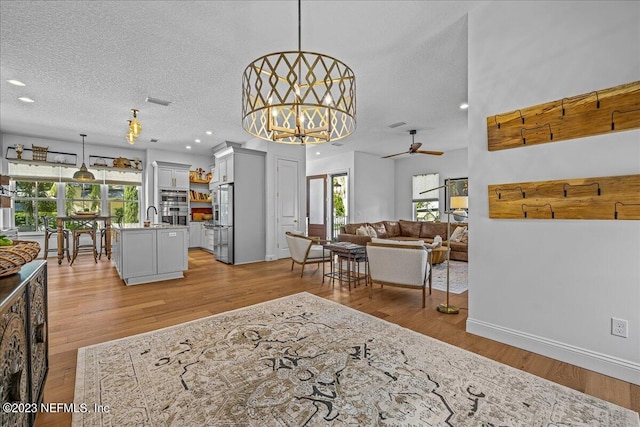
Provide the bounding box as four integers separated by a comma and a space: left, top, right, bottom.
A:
412, 173, 440, 222
8, 161, 142, 230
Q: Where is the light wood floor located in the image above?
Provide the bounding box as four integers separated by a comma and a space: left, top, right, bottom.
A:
36, 249, 639, 426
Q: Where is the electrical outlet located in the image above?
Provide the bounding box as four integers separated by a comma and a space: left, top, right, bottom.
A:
611, 317, 628, 338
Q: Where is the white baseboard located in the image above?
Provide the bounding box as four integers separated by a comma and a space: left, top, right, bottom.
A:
466, 318, 640, 386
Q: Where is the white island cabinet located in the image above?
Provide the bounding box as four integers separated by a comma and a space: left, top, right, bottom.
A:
112, 224, 188, 285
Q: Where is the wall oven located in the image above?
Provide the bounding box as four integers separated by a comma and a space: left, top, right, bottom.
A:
160, 190, 188, 225
160, 206, 188, 225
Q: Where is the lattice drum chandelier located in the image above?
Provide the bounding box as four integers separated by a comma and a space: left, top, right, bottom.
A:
242, 0, 356, 144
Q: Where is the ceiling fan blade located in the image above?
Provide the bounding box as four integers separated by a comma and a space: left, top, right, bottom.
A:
416, 150, 444, 156
381, 151, 408, 159
410, 142, 422, 152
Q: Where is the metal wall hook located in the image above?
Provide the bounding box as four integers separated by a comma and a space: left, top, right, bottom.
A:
614, 201, 640, 219
494, 109, 524, 129
522, 203, 554, 219
521, 123, 553, 144
611, 108, 640, 130
494, 186, 525, 200
563, 182, 601, 197
561, 91, 600, 116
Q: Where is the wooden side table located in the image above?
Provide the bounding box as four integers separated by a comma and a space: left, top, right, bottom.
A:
430, 246, 449, 264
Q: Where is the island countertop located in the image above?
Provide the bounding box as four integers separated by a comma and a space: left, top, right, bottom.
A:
112, 223, 188, 230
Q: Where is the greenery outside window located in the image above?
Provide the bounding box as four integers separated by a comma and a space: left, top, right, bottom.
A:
65, 182, 101, 215
108, 184, 140, 223
13, 181, 58, 232
412, 173, 440, 222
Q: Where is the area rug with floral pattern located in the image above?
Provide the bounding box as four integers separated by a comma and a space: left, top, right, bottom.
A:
73, 292, 638, 426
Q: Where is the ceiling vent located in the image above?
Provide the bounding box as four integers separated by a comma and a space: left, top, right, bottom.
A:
145, 97, 171, 106
331, 142, 343, 146
387, 121, 406, 128
150, 138, 159, 143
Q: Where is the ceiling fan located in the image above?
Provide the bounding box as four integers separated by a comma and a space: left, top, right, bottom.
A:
382, 129, 444, 158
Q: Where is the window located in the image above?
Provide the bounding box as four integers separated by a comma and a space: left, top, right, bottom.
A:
13, 181, 59, 232
412, 173, 440, 222
108, 184, 140, 223
65, 182, 101, 215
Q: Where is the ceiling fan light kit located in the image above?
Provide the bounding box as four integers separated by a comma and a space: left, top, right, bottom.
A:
382, 129, 444, 158
241, 0, 356, 144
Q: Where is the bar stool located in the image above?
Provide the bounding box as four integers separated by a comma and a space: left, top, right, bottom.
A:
98, 214, 122, 260
41, 216, 71, 262
70, 218, 98, 266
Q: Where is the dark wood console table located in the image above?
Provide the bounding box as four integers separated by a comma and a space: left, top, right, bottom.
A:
0, 260, 48, 427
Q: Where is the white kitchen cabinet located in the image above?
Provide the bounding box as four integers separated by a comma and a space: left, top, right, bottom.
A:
153, 161, 191, 190
157, 228, 188, 274
117, 229, 157, 279
203, 226, 215, 253
189, 222, 203, 248
217, 154, 234, 184
111, 225, 188, 285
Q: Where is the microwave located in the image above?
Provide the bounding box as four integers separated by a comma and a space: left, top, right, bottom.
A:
160, 190, 188, 205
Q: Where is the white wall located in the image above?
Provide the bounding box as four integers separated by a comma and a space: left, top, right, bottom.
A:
394, 148, 468, 220
467, 1, 640, 384
353, 152, 395, 222
243, 139, 306, 261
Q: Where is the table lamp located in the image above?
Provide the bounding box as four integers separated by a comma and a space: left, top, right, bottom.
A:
450, 196, 468, 222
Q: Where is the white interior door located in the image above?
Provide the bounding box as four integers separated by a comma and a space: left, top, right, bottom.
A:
276, 158, 300, 259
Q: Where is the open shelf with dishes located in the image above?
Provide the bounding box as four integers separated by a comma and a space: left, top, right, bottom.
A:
89, 155, 143, 171
5, 145, 77, 165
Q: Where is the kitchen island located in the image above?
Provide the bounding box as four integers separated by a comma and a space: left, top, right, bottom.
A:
111, 223, 188, 285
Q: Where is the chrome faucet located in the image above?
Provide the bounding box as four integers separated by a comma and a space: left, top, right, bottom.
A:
146, 205, 157, 221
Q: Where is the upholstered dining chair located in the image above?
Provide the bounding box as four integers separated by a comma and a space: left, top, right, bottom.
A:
366, 239, 432, 308
41, 216, 70, 262
70, 218, 98, 266
285, 232, 331, 281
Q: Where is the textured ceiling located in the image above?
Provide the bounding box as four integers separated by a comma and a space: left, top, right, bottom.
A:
0, 1, 480, 159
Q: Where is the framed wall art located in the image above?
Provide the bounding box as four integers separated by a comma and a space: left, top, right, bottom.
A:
445, 177, 468, 212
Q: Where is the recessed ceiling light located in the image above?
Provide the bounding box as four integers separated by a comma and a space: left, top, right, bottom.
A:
186, 145, 192, 150
7, 79, 26, 87
460, 102, 469, 110
195, 139, 201, 143
315, 151, 321, 155
18, 96, 35, 103
206, 131, 212, 135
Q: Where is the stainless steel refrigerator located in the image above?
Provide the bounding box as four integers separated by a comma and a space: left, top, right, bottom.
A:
214, 183, 233, 264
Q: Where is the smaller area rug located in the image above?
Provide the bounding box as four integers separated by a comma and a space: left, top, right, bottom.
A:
73, 293, 638, 426
431, 260, 468, 294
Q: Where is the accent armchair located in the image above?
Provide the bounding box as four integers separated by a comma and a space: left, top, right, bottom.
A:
366, 240, 432, 308
285, 232, 331, 281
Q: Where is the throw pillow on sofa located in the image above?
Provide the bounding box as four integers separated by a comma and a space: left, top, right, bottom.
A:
450, 226, 467, 242
356, 225, 369, 236
366, 225, 378, 238
460, 228, 468, 243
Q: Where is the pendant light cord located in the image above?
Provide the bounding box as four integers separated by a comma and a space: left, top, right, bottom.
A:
298, 0, 301, 52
